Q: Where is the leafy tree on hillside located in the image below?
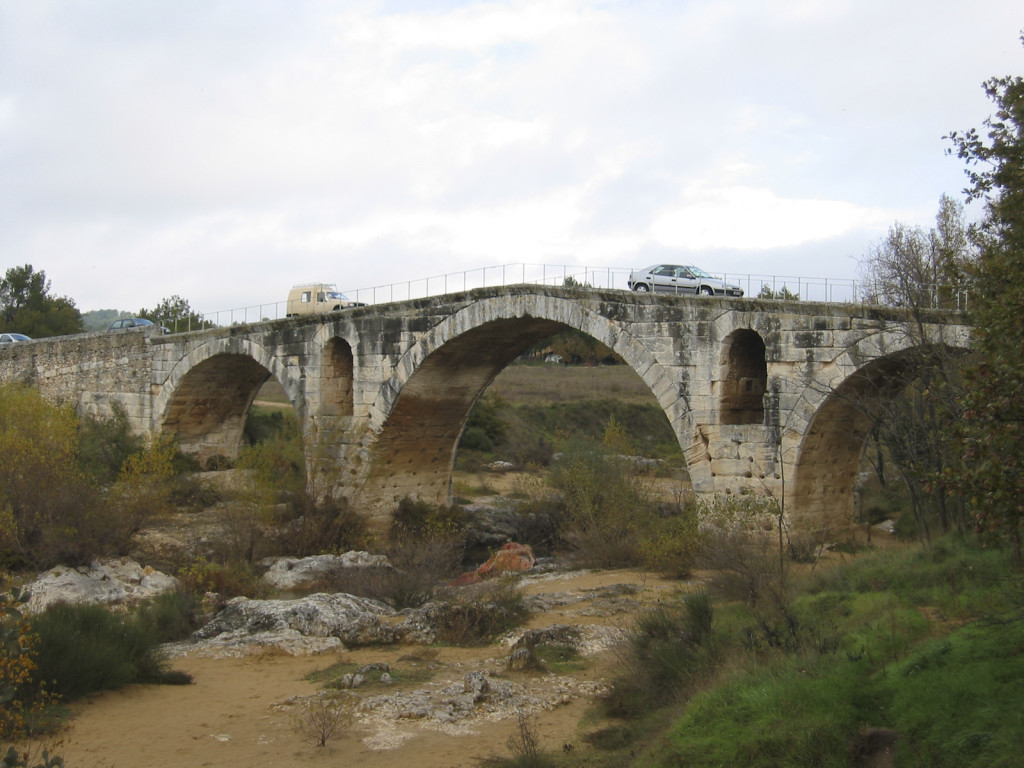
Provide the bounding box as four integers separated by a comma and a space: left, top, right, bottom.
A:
946, 36, 1024, 557
0, 265, 83, 338
139, 295, 215, 333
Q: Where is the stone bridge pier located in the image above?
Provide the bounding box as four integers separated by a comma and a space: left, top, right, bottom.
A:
0, 285, 971, 534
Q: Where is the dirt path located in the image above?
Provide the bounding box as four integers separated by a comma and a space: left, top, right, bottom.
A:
55, 569, 683, 768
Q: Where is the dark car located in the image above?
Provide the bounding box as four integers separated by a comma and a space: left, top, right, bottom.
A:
107, 318, 171, 334
0, 332, 32, 344
627, 264, 744, 297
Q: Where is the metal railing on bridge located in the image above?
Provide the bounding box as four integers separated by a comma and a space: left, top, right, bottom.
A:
186, 262, 906, 331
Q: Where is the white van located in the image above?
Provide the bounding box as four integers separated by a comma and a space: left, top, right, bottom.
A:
286, 283, 365, 317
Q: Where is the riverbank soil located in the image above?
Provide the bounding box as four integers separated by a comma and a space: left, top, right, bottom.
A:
57, 568, 681, 768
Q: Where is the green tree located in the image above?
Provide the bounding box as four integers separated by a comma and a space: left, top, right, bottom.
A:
0, 384, 157, 570
756, 283, 800, 300
853, 196, 976, 540
0, 265, 83, 338
946, 39, 1024, 557
138, 295, 213, 333
859, 194, 974, 310
0, 385, 95, 568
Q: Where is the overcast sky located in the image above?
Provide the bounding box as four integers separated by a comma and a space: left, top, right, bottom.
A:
1, 1, 1021, 316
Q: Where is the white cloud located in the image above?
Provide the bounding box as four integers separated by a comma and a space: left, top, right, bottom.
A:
0, 0, 1020, 313
650, 185, 895, 251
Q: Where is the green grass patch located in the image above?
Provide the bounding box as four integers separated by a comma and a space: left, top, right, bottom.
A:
882, 618, 1024, 768
533, 643, 587, 674
623, 538, 1024, 768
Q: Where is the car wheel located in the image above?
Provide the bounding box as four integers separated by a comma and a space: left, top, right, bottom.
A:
633, 283, 650, 292
700, 285, 715, 296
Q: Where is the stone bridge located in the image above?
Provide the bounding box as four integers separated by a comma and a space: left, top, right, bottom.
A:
0, 285, 971, 533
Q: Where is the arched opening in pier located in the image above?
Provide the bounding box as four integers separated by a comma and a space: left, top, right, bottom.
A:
719, 329, 767, 425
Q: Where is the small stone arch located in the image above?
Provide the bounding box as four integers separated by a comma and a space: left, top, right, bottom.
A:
719, 328, 767, 425
154, 338, 302, 466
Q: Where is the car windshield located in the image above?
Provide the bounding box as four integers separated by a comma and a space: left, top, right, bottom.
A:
135, 318, 154, 326
689, 266, 715, 279
325, 292, 350, 301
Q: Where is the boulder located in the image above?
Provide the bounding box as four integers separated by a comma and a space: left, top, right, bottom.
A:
261, 551, 391, 591
450, 542, 535, 586
24, 558, 179, 614
192, 592, 397, 645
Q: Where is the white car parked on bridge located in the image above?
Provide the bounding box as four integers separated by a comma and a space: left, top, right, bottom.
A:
627, 264, 744, 297
0, 332, 31, 344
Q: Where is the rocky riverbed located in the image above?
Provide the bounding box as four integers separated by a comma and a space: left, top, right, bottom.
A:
51, 565, 683, 768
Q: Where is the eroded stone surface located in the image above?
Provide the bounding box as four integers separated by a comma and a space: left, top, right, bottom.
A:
260, 552, 392, 591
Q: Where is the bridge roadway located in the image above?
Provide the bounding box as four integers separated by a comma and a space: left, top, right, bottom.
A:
0, 284, 970, 534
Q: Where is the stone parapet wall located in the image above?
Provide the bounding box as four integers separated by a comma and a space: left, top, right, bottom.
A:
0, 328, 159, 432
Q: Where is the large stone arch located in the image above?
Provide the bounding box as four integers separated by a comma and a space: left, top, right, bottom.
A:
154, 337, 303, 465
354, 294, 691, 517
784, 324, 971, 533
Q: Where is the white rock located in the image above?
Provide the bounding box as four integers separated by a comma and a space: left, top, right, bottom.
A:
24, 557, 179, 614
261, 552, 391, 591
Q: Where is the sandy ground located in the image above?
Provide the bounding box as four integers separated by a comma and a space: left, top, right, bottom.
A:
51, 568, 681, 768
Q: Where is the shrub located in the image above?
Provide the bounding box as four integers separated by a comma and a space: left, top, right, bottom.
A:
0, 589, 37, 740
602, 589, 718, 717
76, 402, 144, 485
332, 497, 469, 609
548, 434, 659, 568
109, 432, 178, 537
166, 472, 222, 509
236, 424, 305, 498
274, 495, 369, 557
313, 539, 460, 610
390, 497, 465, 539
459, 425, 494, 453
30, 603, 190, 700
429, 579, 529, 645
638, 511, 699, 578
0, 384, 182, 570
134, 590, 202, 643
0, 384, 102, 569
177, 558, 266, 603
243, 406, 299, 447
694, 494, 786, 607
293, 695, 353, 748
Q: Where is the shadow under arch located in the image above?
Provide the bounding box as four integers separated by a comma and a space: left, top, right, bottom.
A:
787, 340, 968, 534
155, 338, 303, 466
357, 294, 691, 511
